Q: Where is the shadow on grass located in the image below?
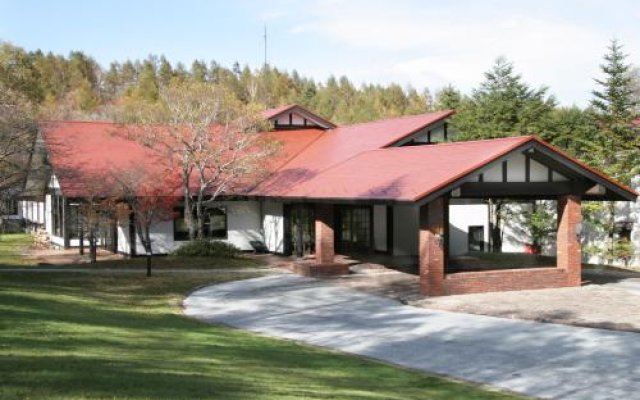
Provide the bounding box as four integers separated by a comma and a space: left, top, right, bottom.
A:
0, 272, 518, 400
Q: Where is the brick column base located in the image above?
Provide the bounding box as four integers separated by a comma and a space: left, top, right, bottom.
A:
557, 195, 582, 286
419, 197, 445, 296
315, 204, 335, 264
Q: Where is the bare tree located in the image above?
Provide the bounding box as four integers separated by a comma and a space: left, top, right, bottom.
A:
119, 80, 278, 240
114, 166, 180, 276
0, 84, 37, 208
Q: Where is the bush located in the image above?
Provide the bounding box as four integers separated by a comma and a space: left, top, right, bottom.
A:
171, 240, 241, 258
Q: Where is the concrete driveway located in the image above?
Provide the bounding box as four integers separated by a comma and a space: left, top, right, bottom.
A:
184, 274, 640, 400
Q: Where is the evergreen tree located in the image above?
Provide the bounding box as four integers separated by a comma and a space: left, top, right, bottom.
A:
590, 39, 640, 184
454, 57, 556, 140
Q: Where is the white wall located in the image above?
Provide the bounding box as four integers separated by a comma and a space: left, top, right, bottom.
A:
373, 205, 388, 252
393, 204, 419, 256
262, 201, 284, 253
130, 200, 264, 255
393, 121, 448, 146
45, 195, 52, 234
448, 199, 490, 257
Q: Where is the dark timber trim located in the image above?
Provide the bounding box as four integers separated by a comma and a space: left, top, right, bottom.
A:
459, 181, 593, 198
386, 205, 394, 255
502, 161, 508, 182
525, 154, 531, 182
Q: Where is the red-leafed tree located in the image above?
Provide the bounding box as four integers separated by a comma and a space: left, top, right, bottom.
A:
114, 166, 181, 276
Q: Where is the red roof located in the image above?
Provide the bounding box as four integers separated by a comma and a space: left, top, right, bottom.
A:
260, 136, 531, 201
41, 121, 322, 198
251, 110, 454, 196
632, 118, 640, 126
41, 110, 635, 203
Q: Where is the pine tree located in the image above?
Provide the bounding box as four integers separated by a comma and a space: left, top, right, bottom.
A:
455, 57, 556, 140
590, 39, 639, 184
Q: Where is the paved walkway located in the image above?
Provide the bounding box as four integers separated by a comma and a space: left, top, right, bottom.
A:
184, 274, 640, 400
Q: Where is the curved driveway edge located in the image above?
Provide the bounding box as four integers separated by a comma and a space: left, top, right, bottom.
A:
184, 274, 640, 400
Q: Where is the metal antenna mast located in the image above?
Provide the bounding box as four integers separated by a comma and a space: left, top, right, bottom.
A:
263, 25, 268, 69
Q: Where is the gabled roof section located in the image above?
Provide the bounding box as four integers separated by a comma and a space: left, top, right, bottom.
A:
251, 110, 456, 196
252, 136, 637, 203
263, 104, 337, 129
40, 121, 322, 198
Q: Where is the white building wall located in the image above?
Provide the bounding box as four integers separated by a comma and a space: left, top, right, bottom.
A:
393, 204, 419, 256
448, 200, 490, 257
117, 220, 131, 255
45, 195, 52, 234
132, 200, 264, 255
262, 201, 284, 253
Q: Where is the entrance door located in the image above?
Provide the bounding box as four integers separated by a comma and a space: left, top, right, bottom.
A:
337, 206, 372, 253
285, 204, 315, 257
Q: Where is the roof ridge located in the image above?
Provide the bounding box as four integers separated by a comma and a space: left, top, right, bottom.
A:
367, 135, 534, 152
335, 110, 454, 129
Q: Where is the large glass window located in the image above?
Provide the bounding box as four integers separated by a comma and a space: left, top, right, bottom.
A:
338, 206, 372, 253
174, 205, 227, 241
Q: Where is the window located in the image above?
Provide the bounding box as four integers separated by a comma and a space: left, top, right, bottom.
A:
468, 226, 485, 252
338, 206, 372, 253
174, 205, 227, 241
52, 194, 64, 237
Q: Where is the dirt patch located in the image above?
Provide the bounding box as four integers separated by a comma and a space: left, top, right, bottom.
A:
412, 282, 640, 333
22, 247, 124, 265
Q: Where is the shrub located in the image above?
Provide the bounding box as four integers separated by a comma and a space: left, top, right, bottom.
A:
171, 240, 241, 258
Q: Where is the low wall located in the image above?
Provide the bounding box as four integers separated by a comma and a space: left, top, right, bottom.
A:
443, 267, 574, 295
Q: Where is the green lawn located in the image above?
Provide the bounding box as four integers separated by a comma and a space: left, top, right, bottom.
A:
0, 233, 263, 269
0, 233, 32, 266
0, 235, 522, 399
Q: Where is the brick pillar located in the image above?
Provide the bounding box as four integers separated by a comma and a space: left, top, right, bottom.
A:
557, 195, 582, 286
419, 197, 446, 296
315, 204, 335, 264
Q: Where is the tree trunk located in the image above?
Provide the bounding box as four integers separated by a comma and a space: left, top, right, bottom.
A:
79, 223, 84, 255
195, 192, 205, 239
182, 168, 196, 240
89, 230, 97, 263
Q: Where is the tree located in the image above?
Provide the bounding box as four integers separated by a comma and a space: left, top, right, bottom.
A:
434, 85, 462, 111
122, 80, 278, 240
591, 39, 639, 185
454, 57, 556, 140
0, 83, 37, 206
586, 39, 640, 265
114, 166, 180, 276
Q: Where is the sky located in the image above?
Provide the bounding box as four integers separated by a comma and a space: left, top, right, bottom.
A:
1, 0, 639, 107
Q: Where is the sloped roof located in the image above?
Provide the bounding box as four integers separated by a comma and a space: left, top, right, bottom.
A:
255, 135, 637, 202
41, 121, 323, 197
251, 110, 454, 195
259, 136, 530, 201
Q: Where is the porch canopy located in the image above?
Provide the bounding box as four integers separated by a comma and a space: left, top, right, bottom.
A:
263, 135, 637, 296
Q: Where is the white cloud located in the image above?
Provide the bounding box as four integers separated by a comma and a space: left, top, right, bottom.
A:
286, 0, 620, 105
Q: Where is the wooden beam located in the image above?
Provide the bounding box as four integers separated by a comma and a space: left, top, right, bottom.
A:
459, 181, 592, 198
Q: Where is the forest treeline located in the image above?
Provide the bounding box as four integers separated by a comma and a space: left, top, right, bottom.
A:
0, 39, 639, 185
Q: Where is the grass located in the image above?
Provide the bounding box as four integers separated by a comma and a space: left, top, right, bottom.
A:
0, 233, 32, 266
0, 234, 523, 399
0, 233, 263, 269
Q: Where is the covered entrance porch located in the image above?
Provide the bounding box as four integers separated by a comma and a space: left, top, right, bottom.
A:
288, 136, 637, 296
